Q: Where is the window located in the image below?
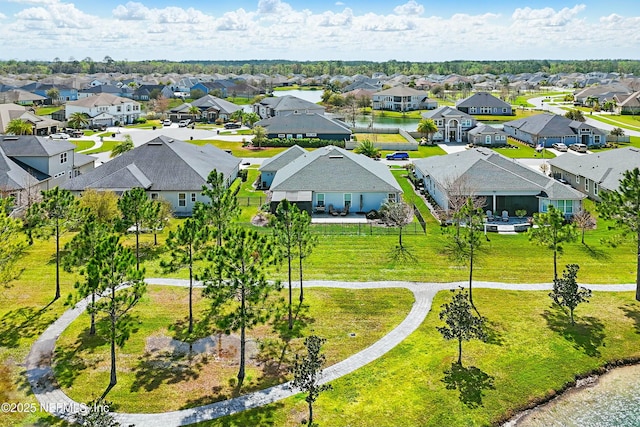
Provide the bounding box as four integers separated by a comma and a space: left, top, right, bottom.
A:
178, 193, 186, 207
297, 134, 303, 139
191, 193, 196, 203
150, 193, 159, 200
485, 135, 491, 144
576, 175, 580, 184
388, 193, 397, 202
481, 106, 491, 114
462, 119, 472, 127
278, 133, 286, 138
585, 179, 589, 192
594, 182, 599, 196
60, 152, 67, 163
470, 107, 477, 113
316, 193, 325, 207
286, 134, 293, 139
117, 106, 121, 112
502, 108, 508, 113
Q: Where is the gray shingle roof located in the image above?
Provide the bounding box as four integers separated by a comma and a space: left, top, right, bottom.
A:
256, 113, 351, 135
0, 147, 35, 190
456, 92, 511, 108
503, 113, 604, 137
190, 95, 242, 114
259, 145, 307, 173
547, 147, 640, 191
63, 136, 240, 192
270, 146, 402, 193
257, 95, 324, 112
0, 135, 73, 157
66, 93, 139, 108
467, 124, 508, 137
413, 147, 585, 200
422, 106, 474, 120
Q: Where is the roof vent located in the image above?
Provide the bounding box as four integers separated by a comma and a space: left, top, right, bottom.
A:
329, 155, 343, 159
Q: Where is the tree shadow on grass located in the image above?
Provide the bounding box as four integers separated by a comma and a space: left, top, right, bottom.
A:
482, 320, 505, 346
541, 306, 606, 357
182, 401, 284, 427
388, 245, 418, 264
130, 350, 203, 393
578, 243, 611, 261
169, 305, 221, 344
52, 326, 107, 388
442, 363, 495, 408
0, 305, 56, 348
620, 304, 640, 335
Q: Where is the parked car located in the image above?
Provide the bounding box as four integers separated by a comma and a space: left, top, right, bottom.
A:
49, 132, 70, 139
224, 122, 241, 129
163, 119, 172, 126
552, 142, 568, 152
386, 151, 410, 160
178, 119, 190, 127
569, 143, 588, 153
89, 124, 107, 131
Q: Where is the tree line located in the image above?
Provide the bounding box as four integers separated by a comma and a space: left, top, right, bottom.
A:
2, 58, 640, 77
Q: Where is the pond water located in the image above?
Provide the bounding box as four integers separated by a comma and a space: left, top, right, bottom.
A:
510, 364, 640, 427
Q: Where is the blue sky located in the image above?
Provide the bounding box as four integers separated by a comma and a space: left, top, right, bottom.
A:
0, 0, 638, 62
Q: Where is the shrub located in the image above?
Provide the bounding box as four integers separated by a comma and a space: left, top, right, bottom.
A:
366, 209, 380, 220
260, 138, 346, 149
238, 169, 248, 182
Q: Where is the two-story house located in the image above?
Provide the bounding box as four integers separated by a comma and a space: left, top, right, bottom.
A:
421, 106, 477, 143
455, 92, 513, 115
64, 93, 142, 127
372, 86, 437, 112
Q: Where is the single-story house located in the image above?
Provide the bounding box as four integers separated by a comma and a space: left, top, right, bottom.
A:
573, 84, 632, 106
169, 95, 242, 123
503, 113, 606, 148
253, 95, 325, 119
0, 104, 61, 136
413, 147, 586, 218
547, 146, 640, 201
0, 90, 47, 106
62, 136, 241, 215
268, 145, 403, 214
455, 92, 513, 115
421, 106, 477, 143
467, 124, 509, 147
372, 86, 437, 112
255, 113, 352, 141
614, 91, 640, 115
258, 144, 306, 189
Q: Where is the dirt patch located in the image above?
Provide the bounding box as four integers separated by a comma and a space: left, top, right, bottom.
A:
145, 333, 259, 361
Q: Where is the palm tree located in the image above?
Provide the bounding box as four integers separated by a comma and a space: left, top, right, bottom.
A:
6, 119, 33, 135
68, 112, 89, 129
354, 139, 380, 159
188, 106, 200, 123
110, 134, 134, 158
417, 118, 438, 145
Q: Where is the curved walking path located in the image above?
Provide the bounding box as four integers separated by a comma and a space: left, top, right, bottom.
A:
25, 279, 636, 426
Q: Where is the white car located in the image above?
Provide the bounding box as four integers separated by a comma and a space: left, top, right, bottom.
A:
552, 143, 568, 152
49, 132, 70, 139
163, 119, 172, 126
570, 143, 588, 153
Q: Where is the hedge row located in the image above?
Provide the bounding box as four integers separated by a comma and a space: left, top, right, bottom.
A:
259, 138, 346, 148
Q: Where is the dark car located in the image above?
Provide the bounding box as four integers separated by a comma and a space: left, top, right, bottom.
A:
224, 122, 241, 129
386, 151, 410, 160
89, 124, 107, 131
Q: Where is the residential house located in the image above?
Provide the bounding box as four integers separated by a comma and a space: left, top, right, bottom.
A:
614, 91, 640, 115
62, 136, 241, 216
455, 92, 513, 115
0, 135, 95, 202
267, 145, 402, 215
64, 93, 142, 127
169, 95, 242, 123
0, 90, 47, 106
467, 124, 509, 147
18, 83, 78, 103
421, 106, 477, 143
503, 113, 606, 148
372, 86, 437, 112
78, 84, 134, 99
0, 104, 61, 136
258, 145, 307, 189
547, 147, 640, 201
413, 147, 585, 219
255, 113, 352, 141
133, 84, 174, 101
253, 95, 325, 119
573, 84, 632, 106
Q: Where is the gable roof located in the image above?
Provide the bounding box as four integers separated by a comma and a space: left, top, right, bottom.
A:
503, 113, 605, 137
374, 86, 430, 97
467, 124, 508, 137
547, 147, 640, 191
0, 147, 36, 191
62, 136, 241, 192
456, 92, 511, 108
256, 113, 351, 135
422, 105, 474, 120
270, 146, 402, 193
413, 147, 585, 201
190, 94, 242, 114
259, 145, 307, 173
66, 93, 138, 108
0, 135, 73, 157
257, 95, 325, 112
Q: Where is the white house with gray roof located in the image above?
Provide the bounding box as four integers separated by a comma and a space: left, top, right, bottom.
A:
372, 86, 437, 112
421, 106, 477, 143
63, 136, 240, 215
547, 147, 640, 201
64, 93, 142, 126
253, 95, 325, 119
268, 146, 402, 215
413, 147, 585, 219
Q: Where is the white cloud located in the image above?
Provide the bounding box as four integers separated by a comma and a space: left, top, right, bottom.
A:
15, 1, 94, 29
512, 4, 586, 27
257, 0, 293, 15
356, 12, 417, 32
112, 2, 151, 20
393, 1, 424, 16
216, 9, 252, 31
317, 8, 353, 27
0, 13, 6, 19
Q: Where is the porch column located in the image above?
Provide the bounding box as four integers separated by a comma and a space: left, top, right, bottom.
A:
492, 194, 497, 212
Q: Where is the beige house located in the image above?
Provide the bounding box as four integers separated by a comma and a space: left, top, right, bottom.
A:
0, 104, 61, 136
65, 93, 142, 126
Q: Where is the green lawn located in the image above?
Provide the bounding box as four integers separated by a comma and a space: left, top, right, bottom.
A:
493, 139, 556, 159
189, 139, 289, 158
353, 133, 409, 143
472, 108, 543, 123
71, 139, 95, 152
81, 140, 119, 155
35, 106, 63, 116
587, 114, 640, 132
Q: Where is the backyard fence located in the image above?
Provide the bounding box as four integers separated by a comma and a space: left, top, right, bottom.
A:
237, 222, 425, 236
238, 196, 265, 207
